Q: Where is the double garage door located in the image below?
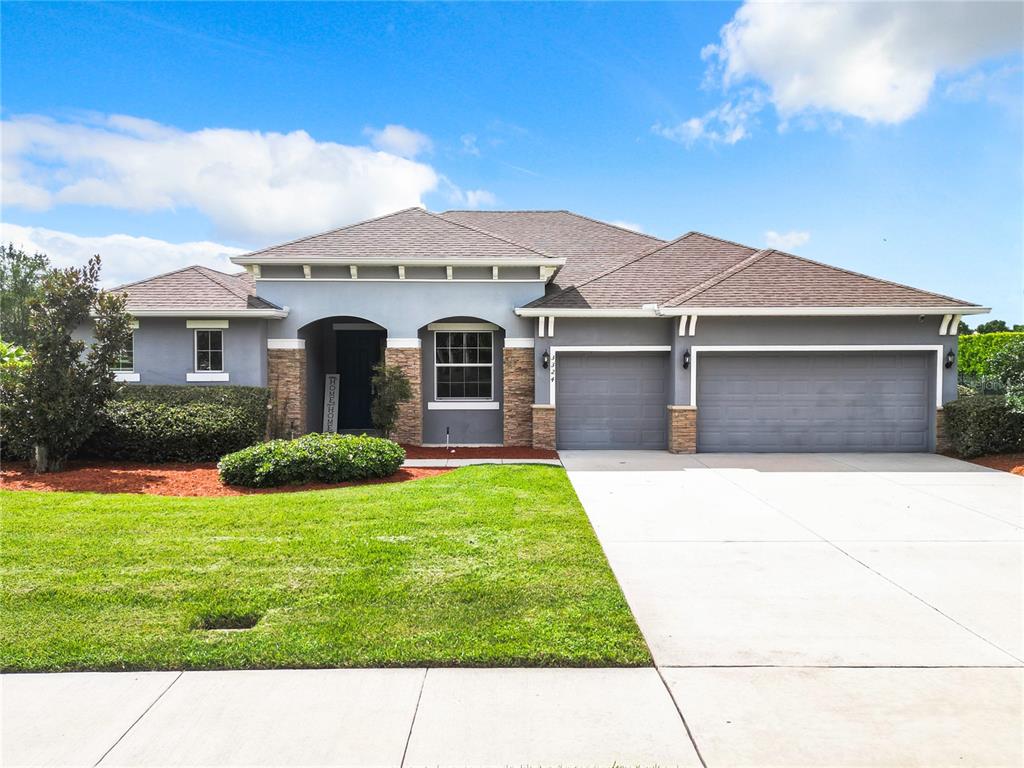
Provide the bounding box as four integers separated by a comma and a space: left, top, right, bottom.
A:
555, 350, 933, 452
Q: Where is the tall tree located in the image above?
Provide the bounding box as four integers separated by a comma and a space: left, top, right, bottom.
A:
0, 244, 50, 345
4, 255, 133, 472
974, 319, 1009, 334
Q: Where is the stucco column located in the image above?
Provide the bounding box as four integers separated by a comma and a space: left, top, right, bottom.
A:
667, 405, 697, 454
503, 346, 535, 446
267, 347, 307, 438
385, 344, 423, 445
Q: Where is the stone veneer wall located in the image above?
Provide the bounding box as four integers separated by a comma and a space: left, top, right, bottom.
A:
935, 408, 949, 453
503, 348, 535, 446
667, 405, 697, 454
267, 348, 307, 438
385, 346, 423, 445
531, 404, 556, 451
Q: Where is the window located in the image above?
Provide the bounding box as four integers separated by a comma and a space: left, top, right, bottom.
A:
435, 331, 493, 399
195, 330, 224, 372
113, 332, 134, 372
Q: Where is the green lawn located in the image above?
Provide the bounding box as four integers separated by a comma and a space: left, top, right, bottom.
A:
0, 465, 650, 671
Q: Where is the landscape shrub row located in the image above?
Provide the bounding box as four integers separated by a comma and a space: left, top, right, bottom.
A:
943, 395, 1024, 458
218, 432, 405, 488
84, 386, 270, 463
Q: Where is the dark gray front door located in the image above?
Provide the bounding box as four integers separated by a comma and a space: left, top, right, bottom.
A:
556, 352, 669, 449
696, 351, 934, 453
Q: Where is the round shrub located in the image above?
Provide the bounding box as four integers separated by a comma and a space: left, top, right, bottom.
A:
218, 433, 406, 488
943, 395, 1024, 458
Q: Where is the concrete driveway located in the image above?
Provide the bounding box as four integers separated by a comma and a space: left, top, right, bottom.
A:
562, 451, 1024, 767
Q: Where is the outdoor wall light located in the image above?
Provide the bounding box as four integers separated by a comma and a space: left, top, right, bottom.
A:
945, 350, 955, 369
541, 350, 550, 369
682, 350, 691, 369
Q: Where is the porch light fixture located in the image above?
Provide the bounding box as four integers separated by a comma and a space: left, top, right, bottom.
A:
541, 350, 550, 369
945, 349, 955, 369
682, 349, 691, 369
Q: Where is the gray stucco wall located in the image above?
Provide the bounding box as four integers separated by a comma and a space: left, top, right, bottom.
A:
75, 317, 268, 387
258, 280, 538, 338
533, 315, 957, 407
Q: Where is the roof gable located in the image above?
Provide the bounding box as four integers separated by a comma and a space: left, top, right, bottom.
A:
112, 265, 281, 312
440, 210, 663, 287
238, 207, 554, 262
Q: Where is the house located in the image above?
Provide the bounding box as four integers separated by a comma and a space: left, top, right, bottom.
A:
98, 207, 987, 453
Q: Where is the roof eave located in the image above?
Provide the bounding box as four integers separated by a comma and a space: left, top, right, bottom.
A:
114, 308, 290, 319
230, 256, 565, 268
516, 305, 989, 318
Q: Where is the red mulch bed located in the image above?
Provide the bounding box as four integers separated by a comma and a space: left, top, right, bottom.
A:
399, 444, 558, 459
966, 453, 1024, 476
0, 461, 451, 497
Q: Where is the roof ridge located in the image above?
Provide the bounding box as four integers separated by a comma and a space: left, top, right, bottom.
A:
526, 231, 703, 308
110, 263, 207, 292
665, 249, 774, 306
193, 265, 251, 301
763, 248, 976, 306
441, 209, 666, 243
684, 230, 760, 254
558, 210, 665, 242
422, 209, 557, 259
239, 206, 425, 258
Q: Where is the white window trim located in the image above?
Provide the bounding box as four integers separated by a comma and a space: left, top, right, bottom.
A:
427, 401, 501, 410
187, 372, 230, 382
427, 322, 499, 331
114, 372, 140, 383
194, 329, 225, 373
547, 346, 672, 406
687, 345, 946, 409
434, 330, 496, 402
186, 319, 229, 329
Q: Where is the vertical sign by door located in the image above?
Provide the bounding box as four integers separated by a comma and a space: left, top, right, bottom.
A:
322, 374, 340, 433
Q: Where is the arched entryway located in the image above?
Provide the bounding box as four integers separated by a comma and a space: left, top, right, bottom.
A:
299, 316, 387, 433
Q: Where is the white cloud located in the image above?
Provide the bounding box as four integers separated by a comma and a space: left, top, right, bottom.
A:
764, 230, 810, 251
661, 1, 1022, 147
438, 177, 496, 209
653, 92, 764, 146
363, 124, 433, 158
460, 133, 481, 156
0, 222, 246, 288
2, 114, 442, 243
610, 220, 644, 233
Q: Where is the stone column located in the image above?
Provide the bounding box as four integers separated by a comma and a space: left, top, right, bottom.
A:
667, 405, 697, 453
268, 347, 307, 438
935, 408, 950, 453
503, 347, 535, 446
531, 404, 556, 450
385, 345, 422, 445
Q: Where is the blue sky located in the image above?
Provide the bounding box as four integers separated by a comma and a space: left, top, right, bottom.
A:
2, 1, 1022, 321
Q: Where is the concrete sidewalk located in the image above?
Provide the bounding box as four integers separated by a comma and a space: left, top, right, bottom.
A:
2, 667, 701, 767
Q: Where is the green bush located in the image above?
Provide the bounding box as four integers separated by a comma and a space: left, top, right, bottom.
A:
218, 433, 406, 488
988, 337, 1024, 412
85, 400, 263, 462
117, 385, 270, 429
958, 332, 1024, 376
943, 395, 1024, 458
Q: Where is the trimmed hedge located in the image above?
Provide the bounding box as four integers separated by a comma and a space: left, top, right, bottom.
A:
943, 395, 1024, 458
218, 433, 406, 488
84, 385, 271, 462
958, 332, 1024, 376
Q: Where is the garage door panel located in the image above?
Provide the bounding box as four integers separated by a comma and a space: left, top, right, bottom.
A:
556, 352, 669, 450
697, 352, 933, 453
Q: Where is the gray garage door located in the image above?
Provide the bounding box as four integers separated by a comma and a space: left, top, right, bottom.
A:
556, 352, 669, 449
697, 351, 933, 453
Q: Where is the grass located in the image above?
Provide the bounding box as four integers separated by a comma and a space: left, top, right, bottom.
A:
0, 465, 650, 671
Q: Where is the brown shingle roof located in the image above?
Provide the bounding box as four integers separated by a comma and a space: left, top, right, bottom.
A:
239, 207, 554, 261
112, 266, 282, 311
670, 250, 974, 308
524, 232, 757, 309
525, 233, 977, 310
440, 210, 663, 287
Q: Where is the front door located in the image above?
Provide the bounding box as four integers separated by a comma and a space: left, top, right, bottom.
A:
335, 331, 383, 429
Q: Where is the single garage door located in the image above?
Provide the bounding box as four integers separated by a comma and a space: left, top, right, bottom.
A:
697, 351, 933, 453
556, 352, 669, 449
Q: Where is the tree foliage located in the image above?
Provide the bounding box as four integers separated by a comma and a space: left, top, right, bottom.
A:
974, 319, 1009, 334
2, 256, 133, 472
957, 332, 1024, 376
0, 244, 50, 346
370, 362, 412, 439
989, 337, 1024, 412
